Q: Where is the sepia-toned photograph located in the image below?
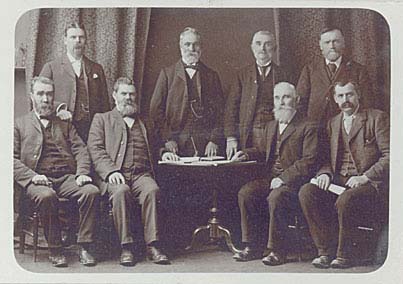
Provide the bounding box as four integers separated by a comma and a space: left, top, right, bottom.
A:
8, 3, 398, 283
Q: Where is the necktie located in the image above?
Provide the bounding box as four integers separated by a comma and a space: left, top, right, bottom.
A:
259, 64, 270, 81
328, 63, 337, 76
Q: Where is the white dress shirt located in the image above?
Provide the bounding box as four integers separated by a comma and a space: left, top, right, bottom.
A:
67, 52, 83, 77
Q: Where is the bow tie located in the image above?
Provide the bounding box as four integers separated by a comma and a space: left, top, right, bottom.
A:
39, 114, 54, 120
184, 64, 198, 70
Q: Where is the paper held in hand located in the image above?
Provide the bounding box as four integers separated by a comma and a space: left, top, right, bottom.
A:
310, 178, 346, 195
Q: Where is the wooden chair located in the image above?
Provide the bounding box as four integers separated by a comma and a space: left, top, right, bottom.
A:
17, 194, 76, 262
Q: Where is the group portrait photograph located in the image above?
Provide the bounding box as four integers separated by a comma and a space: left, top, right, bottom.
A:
5, 2, 402, 283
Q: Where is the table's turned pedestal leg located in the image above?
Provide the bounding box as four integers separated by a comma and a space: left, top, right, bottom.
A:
185, 186, 241, 254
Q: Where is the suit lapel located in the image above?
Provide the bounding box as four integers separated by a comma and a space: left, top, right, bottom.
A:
83, 56, 93, 77
265, 120, 277, 162
175, 60, 187, 82
348, 109, 367, 143
279, 121, 296, 150
111, 108, 126, 139
317, 58, 332, 86
29, 112, 43, 134
61, 54, 76, 79
331, 113, 342, 171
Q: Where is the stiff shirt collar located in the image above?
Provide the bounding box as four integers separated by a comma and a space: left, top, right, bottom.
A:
325, 56, 342, 70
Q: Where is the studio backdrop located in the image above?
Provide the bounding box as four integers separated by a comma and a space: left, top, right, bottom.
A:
15, 7, 389, 117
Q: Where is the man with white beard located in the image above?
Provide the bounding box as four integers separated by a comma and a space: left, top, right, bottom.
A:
150, 27, 224, 158
88, 77, 171, 266
231, 82, 319, 265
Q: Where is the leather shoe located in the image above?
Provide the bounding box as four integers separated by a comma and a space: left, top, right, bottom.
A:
311, 255, 331, 269
330, 257, 353, 269
147, 246, 170, 265
262, 251, 285, 266
120, 249, 135, 266
233, 247, 261, 262
79, 247, 97, 267
49, 253, 68, 268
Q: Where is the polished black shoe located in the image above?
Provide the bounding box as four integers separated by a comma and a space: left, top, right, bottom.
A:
330, 257, 353, 269
49, 253, 68, 268
79, 247, 97, 267
120, 249, 135, 266
233, 247, 261, 262
311, 255, 331, 269
147, 246, 170, 265
262, 251, 285, 266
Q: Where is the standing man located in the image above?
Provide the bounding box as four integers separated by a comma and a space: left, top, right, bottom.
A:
299, 80, 389, 269
296, 27, 372, 123
14, 77, 99, 267
88, 77, 171, 266
231, 82, 319, 265
150, 27, 224, 157
224, 30, 287, 159
40, 22, 110, 142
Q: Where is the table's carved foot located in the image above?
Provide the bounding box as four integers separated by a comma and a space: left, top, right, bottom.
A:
217, 225, 242, 254
185, 225, 211, 251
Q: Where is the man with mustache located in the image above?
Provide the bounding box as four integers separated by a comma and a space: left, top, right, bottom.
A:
299, 80, 389, 269
150, 27, 224, 157
40, 22, 110, 142
231, 82, 319, 265
296, 27, 372, 123
88, 77, 171, 266
14, 76, 100, 267
224, 30, 287, 159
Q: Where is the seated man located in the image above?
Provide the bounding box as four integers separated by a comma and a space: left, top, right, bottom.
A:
299, 80, 389, 269
231, 82, 319, 265
88, 77, 170, 266
14, 76, 99, 267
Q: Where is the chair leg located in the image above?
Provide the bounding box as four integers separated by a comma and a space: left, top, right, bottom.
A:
18, 216, 25, 254
108, 205, 113, 260
294, 216, 303, 262
32, 212, 39, 262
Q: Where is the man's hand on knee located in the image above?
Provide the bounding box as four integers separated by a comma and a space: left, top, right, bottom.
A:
76, 174, 93, 186
108, 172, 126, 185
31, 175, 52, 186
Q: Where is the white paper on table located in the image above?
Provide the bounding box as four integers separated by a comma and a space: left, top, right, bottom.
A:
310, 178, 346, 195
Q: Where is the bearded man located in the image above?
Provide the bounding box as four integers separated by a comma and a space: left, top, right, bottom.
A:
88, 77, 171, 266
14, 76, 100, 267
230, 82, 319, 266
150, 27, 224, 157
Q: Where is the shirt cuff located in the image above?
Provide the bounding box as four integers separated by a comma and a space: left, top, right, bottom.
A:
226, 136, 237, 142
56, 103, 67, 113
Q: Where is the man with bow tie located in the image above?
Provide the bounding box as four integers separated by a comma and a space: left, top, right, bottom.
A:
231, 82, 319, 265
299, 80, 389, 269
88, 77, 171, 266
296, 27, 372, 123
14, 76, 100, 267
150, 27, 224, 157
40, 22, 110, 142
224, 30, 288, 159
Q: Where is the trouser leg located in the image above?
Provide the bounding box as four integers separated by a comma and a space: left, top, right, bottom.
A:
130, 173, 161, 245
299, 183, 338, 256
266, 185, 298, 253
26, 184, 61, 248
237, 178, 270, 245
56, 175, 100, 244
335, 184, 377, 258
107, 183, 134, 245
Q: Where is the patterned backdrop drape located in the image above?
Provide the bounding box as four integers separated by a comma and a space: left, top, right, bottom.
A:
25, 8, 151, 107
23, 8, 390, 113
276, 8, 390, 112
